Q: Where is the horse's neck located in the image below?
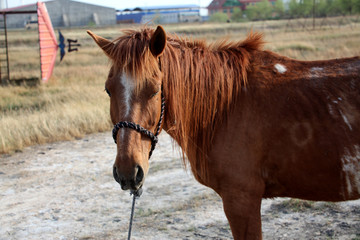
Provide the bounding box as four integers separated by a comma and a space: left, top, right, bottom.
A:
160, 47, 229, 182
161, 46, 240, 154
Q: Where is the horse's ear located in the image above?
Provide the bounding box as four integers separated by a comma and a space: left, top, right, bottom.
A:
87, 30, 114, 57
150, 26, 166, 57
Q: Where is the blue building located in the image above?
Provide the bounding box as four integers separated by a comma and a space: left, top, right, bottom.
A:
116, 5, 201, 24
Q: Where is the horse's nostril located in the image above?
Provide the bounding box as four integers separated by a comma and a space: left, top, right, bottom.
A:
113, 166, 120, 184
135, 165, 144, 185
113, 165, 143, 190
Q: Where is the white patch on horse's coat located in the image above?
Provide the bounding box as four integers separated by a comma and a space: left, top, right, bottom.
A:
274, 64, 287, 74
339, 110, 353, 131
341, 145, 360, 196
121, 73, 135, 117
311, 67, 324, 72
327, 104, 334, 116
308, 67, 324, 78
119, 73, 135, 141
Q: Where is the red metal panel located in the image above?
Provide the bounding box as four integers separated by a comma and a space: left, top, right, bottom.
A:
37, 1, 58, 82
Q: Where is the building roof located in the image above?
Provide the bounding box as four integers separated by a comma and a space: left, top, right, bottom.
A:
2, 0, 115, 12
44, 0, 115, 10
208, 0, 227, 10
0, 3, 37, 13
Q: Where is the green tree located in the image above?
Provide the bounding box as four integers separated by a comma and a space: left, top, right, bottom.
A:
257, 0, 273, 19
289, 0, 301, 17
316, 0, 329, 17
288, 0, 313, 17
328, 0, 344, 15
231, 7, 244, 22
301, 0, 314, 17
209, 12, 229, 22
339, 0, 360, 14
273, 0, 285, 18
341, 0, 354, 14
326, 0, 360, 15
287, 0, 360, 18
355, 0, 360, 13
246, 0, 272, 20
245, 5, 256, 20
354, 0, 360, 13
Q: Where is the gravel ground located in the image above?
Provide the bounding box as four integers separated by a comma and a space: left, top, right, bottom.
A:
1, 132, 359, 239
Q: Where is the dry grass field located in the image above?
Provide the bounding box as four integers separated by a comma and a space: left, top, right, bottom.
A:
1, 17, 360, 154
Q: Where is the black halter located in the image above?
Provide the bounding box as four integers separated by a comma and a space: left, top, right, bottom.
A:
112, 91, 165, 159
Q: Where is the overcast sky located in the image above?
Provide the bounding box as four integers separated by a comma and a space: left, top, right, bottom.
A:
7, 0, 213, 10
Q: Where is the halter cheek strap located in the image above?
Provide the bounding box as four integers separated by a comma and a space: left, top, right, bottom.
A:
112, 91, 165, 159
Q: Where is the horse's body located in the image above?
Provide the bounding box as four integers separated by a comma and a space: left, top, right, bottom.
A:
88, 26, 360, 239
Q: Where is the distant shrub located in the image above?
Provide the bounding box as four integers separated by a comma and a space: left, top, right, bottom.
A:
231, 7, 247, 22
209, 12, 229, 23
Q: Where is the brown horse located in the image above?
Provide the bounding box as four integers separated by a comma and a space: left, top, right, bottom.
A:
88, 26, 360, 239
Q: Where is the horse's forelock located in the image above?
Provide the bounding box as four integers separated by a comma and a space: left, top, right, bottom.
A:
109, 28, 160, 91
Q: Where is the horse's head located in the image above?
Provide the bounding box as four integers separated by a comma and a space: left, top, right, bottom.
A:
87, 26, 167, 192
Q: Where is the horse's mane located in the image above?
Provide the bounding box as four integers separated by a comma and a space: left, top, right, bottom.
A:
109, 28, 264, 180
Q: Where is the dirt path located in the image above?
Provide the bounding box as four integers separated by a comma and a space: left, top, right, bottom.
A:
1, 132, 359, 239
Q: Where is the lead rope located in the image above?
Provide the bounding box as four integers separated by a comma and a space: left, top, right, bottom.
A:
128, 194, 136, 240
128, 189, 142, 240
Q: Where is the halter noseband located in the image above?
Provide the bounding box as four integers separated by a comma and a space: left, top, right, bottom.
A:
112, 91, 165, 159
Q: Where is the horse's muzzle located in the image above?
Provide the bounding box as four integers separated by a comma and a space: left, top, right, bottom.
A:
113, 165, 144, 191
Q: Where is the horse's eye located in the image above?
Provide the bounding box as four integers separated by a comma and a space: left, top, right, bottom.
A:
105, 88, 111, 97
150, 91, 159, 98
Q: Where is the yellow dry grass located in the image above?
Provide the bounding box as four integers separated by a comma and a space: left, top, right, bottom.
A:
0, 29, 112, 154
1, 17, 359, 154
0, 84, 111, 153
